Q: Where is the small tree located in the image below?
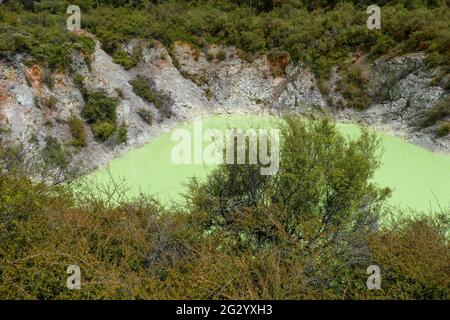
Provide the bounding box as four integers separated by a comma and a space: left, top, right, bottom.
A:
187, 116, 391, 252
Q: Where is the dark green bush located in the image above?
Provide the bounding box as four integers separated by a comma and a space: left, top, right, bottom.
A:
0, 8, 94, 70
92, 121, 116, 142
112, 44, 142, 70
68, 116, 88, 147
2, 116, 448, 299
129, 76, 161, 108
2, 1, 449, 82
81, 90, 119, 125
79, 87, 119, 142
40, 136, 72, 174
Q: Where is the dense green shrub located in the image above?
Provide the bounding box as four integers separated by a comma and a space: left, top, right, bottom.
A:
81, 90, 119, 125
129, 76, 159, 106
187, 117, 390, 243
41, 136, 71, 168
68, 116, 88, 147
92, 121, 115, 142
0, 8, 94, 70
2, 1, 449, 85
79, 87, 120, 142
113, 44, 142, 70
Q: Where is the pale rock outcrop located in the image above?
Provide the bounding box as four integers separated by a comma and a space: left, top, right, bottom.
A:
0, 39, 448, 173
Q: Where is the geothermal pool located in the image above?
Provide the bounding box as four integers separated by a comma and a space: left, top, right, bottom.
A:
86, 115, 450, 212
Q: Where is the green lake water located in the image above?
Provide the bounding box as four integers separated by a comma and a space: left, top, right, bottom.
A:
86, 115, 450, 212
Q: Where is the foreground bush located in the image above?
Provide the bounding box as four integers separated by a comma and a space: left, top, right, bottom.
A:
0, 117, 448, 299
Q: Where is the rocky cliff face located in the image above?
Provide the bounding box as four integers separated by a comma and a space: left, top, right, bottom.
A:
351, 53, 449, 151
0, 38, 448, 173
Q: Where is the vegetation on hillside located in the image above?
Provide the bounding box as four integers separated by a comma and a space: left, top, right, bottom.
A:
0, 116, 448, 299
130, 76, 173, 118
0, 1, 448, 114
74, 75, 121, 142
0, 1, 95, 69
129, 76, 160, 107
68, 116, 88, 147
1, 1, 449, 75
420, 96, 450, 136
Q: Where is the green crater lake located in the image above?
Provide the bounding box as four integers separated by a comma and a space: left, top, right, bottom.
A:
87, 115, 450, 212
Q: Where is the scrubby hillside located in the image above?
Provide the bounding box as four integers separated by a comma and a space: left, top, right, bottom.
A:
0, 0, 449, 300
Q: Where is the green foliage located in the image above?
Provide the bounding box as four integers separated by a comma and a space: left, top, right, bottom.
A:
80, 1, 450, 84
129, 76, 160, 107
80, 86, 120, 142
2, 1, 449, 81
436, 121, 450, 137
1, 1, 449, 299
0, 117, 448, 299
187, 117, 390, 249
68, 116, 88, 147
116, 122, 128, 144
112, 44, 142, 70
215, 49, 227, 61
92, 121, 116, 142
81, 90, 119, 125
338, 65, 371, 110
39, 136, 72, 178
0, 8, 95, 70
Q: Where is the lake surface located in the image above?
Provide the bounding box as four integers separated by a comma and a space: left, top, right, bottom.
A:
87, 115, 450, 213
